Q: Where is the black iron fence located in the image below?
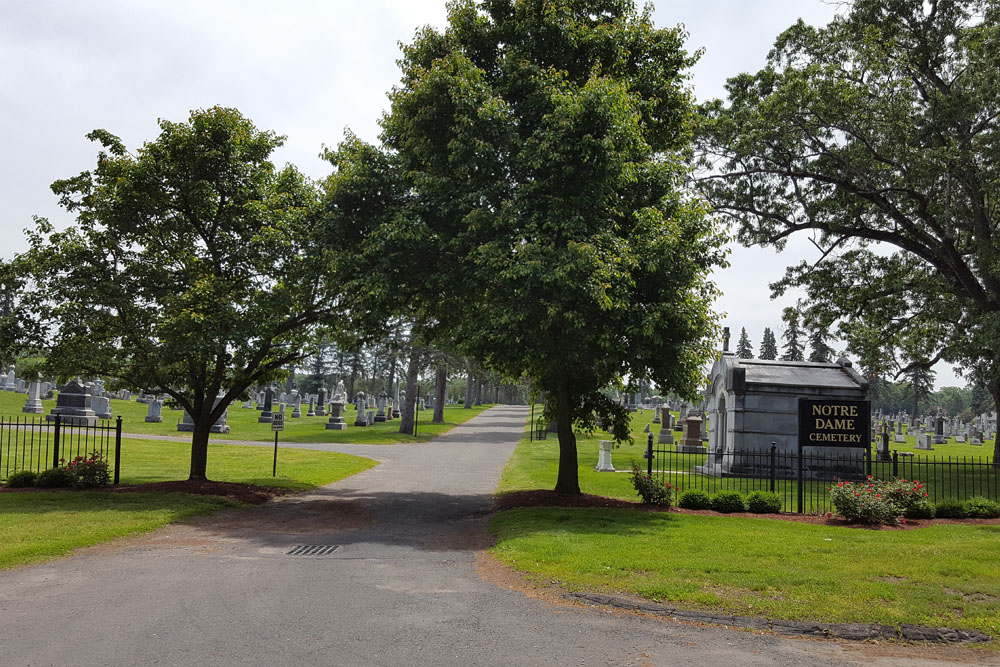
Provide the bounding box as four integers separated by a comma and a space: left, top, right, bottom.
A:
0, 416, 123, 484
642, 436, 998, 515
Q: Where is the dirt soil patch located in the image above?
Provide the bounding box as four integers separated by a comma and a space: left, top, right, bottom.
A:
494, 490, 1000, 529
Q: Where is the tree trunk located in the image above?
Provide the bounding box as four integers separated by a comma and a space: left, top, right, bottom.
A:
348, 352, 360, 398
554, 382, 580, 494
387, 353, 398, 398
474, 379, 483, 406
433, 364, 447, 423
990, 380, 1000, 467
465, 372, 475, 408
398, 349, 422, 435
188, 420, 213, 481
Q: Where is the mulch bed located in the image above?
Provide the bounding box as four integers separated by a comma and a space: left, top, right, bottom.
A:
1, 481, 290, 505
494, 490, 1000, 529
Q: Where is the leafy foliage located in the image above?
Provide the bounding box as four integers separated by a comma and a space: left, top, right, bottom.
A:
735, 327, 754, 359
4, 470, 37, 488
965, 496, 1000, 518
629, 462, 673, 506
710, 490, 747, 513
779, 307, 804, 362
35, 467, 75, 489
696, 0, 1000, 459
10, 107, 341, 479
758, 327, 778, 360
356, 0, 727, 493
677, 488, 712, 509
746, 490, 782, 513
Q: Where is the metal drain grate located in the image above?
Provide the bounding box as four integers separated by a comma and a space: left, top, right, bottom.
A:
286, 544, 341, 556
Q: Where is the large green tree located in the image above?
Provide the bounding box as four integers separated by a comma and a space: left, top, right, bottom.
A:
780, 307, 805, 361
735, 327, 754, 359
364, 0, 726, 493
759, 326, 778, 360
697, 0, 1000, 461
11, 107, 341, 480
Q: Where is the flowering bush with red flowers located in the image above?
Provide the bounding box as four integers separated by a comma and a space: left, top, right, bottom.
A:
828, 476, 930, 525
65, 450, 110, 488
630, 462, 673, 507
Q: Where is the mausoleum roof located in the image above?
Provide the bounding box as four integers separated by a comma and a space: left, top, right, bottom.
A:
737, 359, 864, 389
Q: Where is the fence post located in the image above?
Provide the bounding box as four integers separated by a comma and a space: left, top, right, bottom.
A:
770, 443, 776, 493
646, 432, 653, 477
114, 416, 122, 485
892, 449, 899, 478
52, 415, 61, 469
797, 443, 804, 514
865, 445, 872, 478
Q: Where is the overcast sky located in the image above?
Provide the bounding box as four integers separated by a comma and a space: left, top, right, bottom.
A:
0, 0, 964, 389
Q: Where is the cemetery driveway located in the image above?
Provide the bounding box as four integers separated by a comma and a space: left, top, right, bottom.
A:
0, 406, 990, 667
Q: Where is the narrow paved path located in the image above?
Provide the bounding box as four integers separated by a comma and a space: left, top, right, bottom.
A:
0, 406, 987, 666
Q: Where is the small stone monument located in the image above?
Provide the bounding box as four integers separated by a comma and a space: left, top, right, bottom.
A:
392, 391, 403, 419
46, 378, 98, 426
22, 380, 44, 414
595, 440, 615, 472
676, 415, 706, 453
3, 366, 16, 391
258, 386, 275, 423
145, 399, 164, 423
92, 394, 113, 420
316, 387, 327, 417
353, 391, 368, 427
290, 390, 302, 418
374, 391, 388, 423
326, 381, 348, 430
307, 396, 316, 417
657, 423, 674, 446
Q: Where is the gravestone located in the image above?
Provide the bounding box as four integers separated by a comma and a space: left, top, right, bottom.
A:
22, 381, 44, 414
290, 390, 302, 418
326, 381, 348, 431
393, 391, 403, 419
46, 378, 98, 426
652, 406, 661, 425
643, 423, 650, 434
3, 366, 16, 391
15, 378, 25, 393
374, 392, 388, 423
677, 415, 706, 453
177, 394, 231, 434
657, 423, 674, 445
914, 433, 934, 450
307, 397, 316, 417
366, 410, 375, 425
353, 391, 368, 427
92, 395, 112, 420
145, 399, 163, 423
316, 387, 327, 417
258, 386, 275, 423
933, 417, 947, 445
595, 440, 615, 472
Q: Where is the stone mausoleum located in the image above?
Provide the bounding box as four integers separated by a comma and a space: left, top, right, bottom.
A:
701, 348, 868, 477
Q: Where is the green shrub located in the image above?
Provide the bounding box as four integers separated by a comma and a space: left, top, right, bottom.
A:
965, 496, 1000, 519
746, 490, 782, 514
677, 489, 712, 510
5, 470, 38, 488
828, 479, 896, 524
935, 497, 967, 519
67, 451, 110, 487
629, 463, 673, 507
903, 500, 935, 520
35, 467, 76, 488
710, 491, 747, 513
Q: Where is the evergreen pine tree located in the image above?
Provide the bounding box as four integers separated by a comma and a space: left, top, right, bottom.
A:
735, 327, 754, 359
759, 327, 778, 360
780, 307, 805, 361
807, 325, 835, 363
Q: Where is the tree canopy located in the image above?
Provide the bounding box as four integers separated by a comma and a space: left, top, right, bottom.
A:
780, 307, 805, 362
11, 107, 341, 480
735, 327, 754, 359
366, 0, 727, 493
759, 327, 778, 360
696, 0, 1000, 459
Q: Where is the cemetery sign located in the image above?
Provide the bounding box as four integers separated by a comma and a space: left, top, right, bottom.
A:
798, 398, 870, 448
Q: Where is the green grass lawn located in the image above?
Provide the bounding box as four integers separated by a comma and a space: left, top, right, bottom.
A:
0, 492, 240, 569
491, 508, 1000, 637
495, 407, 1000, 639
0, 391, 492, 444
1, 434, 378, 570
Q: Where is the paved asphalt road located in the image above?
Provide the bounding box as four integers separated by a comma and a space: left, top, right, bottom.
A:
1, 406, 991, 666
